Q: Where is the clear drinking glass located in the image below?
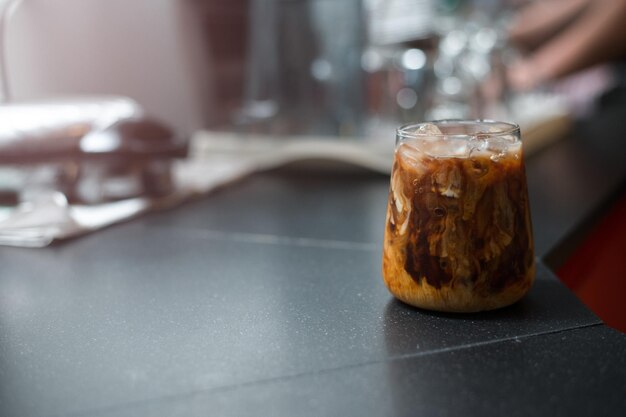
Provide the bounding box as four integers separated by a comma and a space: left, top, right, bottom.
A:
382, 120, 535, 312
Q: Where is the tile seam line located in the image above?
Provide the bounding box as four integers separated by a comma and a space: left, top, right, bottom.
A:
148, 224, 382, 251
60, 322, 603, 417
177, 322, 605, 391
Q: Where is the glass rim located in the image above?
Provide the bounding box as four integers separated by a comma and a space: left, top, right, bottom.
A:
396, 119, 521, 140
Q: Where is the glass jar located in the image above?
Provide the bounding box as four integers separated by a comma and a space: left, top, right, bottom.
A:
382, 120, 535, 312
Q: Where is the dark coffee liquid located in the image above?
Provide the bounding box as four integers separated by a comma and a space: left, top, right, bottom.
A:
385, 141, 534, 296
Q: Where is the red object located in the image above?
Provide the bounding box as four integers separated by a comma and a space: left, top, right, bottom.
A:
558, 191, 626, 333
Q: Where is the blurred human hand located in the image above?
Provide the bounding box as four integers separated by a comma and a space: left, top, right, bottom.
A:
507, 0, 626, 91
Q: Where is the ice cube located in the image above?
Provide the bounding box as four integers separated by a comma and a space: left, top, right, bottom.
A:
416, 123, 443, 137
434, 164, 462, 198
445, 138, 469, 157
487, 140, 509, 162
407, 124, 474, 158
397, 141, 424, 167
422, 137, 468, 158
468, 148, 489, 178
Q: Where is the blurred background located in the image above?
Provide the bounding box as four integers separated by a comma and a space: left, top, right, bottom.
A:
4, 0, 618, 139
1, 0, 625, 329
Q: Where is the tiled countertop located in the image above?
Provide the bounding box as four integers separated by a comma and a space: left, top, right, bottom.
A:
1, 161, 625, 416
3, 98, 626, 417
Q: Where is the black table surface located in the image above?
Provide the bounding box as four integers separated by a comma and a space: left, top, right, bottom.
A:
2, 115, 626, 416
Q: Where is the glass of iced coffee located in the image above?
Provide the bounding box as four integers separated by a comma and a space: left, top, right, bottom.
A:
382, 120, 535, 312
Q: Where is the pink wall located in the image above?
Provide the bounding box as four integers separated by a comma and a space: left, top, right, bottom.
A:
5, 0, 214, 135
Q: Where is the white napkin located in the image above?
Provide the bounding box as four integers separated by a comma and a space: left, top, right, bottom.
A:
0, 192, 149, 247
